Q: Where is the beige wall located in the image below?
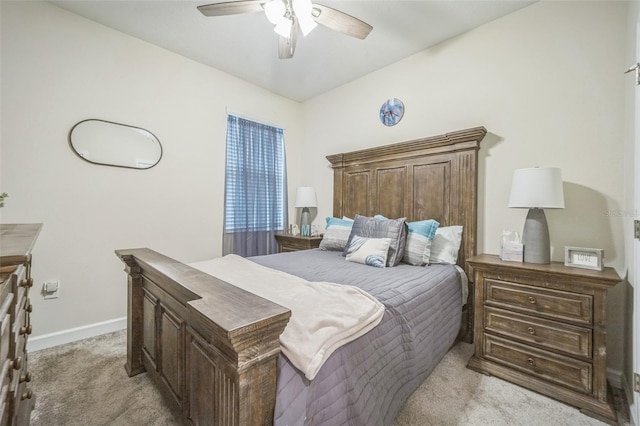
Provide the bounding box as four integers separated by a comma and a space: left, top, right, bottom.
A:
0, 1, 304, 336
300, 1, 629, 376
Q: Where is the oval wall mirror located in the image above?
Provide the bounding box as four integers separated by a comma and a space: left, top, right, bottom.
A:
69, 119, 163, 169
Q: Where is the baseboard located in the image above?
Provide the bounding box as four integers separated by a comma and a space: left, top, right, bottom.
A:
28, 317, 127, 352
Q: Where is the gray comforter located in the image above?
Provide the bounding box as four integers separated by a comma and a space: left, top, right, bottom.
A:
250, 249, 463, 426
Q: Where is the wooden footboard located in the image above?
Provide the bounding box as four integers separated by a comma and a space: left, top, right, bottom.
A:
116, 248, 290, 425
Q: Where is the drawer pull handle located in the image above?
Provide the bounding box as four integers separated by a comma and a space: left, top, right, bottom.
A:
20, 278, 33, 288
19, 325, 32, 336
527, 357, 535, 366
19, 372, 32, 383
528, 296, 536, 304
527, 327, 536, 335
26, 304, 33, 313
21, 390, 33, 400
11, 357, 22, 371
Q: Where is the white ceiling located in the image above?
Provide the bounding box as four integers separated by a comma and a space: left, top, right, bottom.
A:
50, 0, 535, 102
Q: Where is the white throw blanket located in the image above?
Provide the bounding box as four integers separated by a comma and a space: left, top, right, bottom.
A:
189, 255, 385, 380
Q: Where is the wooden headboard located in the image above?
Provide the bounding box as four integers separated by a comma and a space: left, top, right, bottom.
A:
326, 126, 487, 279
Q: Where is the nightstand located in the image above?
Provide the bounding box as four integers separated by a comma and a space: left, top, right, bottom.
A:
274, 234, 322, 253
466, 254, 620, 423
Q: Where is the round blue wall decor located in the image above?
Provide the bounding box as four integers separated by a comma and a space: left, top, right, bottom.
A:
379, 98, 404, 126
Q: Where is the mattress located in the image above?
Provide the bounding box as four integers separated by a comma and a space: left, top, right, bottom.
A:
250, 248, 464, 426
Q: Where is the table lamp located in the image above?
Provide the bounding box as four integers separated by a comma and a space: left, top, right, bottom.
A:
295, 186, 317, 237
508, 167, 564, 264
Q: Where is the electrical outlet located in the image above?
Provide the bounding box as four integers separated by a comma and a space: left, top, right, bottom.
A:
42, 281, 60, 300
635, 372, 640, 393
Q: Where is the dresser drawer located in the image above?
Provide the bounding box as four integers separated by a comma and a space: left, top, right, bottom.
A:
0, 381, 8, 426
484, 306, 592, 359
0, 274, 12, 310
13, 376, 34, 426
484, 278, 593, 325
0, 359, 10, 409
12, 307, 27, 362
483, 334, 592, 394
9, 265, 31, 324
0, 311, 12, 365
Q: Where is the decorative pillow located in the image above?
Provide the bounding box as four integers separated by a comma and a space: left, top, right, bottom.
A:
429, 226, 464, 264
344, 236, 391, 268
344, 215, 407, 267
402, 219, 440, 266
319, 217, 354, 251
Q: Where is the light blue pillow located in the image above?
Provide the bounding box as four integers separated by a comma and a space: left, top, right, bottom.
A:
319, 217, 353, 251
344, 235, 391, 268
403, 220, 440, 266
375, 215, 439, 266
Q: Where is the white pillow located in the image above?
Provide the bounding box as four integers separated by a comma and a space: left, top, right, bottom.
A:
344, 235, 391, 268
429, 226, 463, 264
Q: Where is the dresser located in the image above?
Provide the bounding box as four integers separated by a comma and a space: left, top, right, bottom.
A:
466, 254, 620, 423
0, 224, 41, 425
274, 234, 322, 252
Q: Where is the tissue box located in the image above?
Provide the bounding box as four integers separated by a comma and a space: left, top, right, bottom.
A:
501, 242, 523, 262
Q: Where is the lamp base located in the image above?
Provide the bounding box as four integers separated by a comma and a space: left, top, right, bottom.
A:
300, 207, 310, 237
522, 208, 550, 264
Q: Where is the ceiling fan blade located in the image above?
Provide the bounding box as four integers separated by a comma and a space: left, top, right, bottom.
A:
198, 0, 265, 17
312, 4, 372, 40
278, 18, 297, 59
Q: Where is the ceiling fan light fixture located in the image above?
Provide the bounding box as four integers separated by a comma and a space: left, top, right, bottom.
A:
274, 17, 293, 38
292, 0, 316, 36
197, 0, 373, 58
297, 14, 317, 36
264, 0, 286, 25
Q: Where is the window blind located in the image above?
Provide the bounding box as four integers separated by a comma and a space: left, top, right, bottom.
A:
224, 114, 286, 233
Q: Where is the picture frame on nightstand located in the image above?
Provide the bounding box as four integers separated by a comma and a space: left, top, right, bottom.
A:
564, 246, 604, 271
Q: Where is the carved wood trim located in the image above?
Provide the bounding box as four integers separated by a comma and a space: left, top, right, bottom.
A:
326, 127, 486, 167
120, 253, 145, 377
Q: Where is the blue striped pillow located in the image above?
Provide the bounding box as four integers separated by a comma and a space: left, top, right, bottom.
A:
375, 215, 439, 266
403, 220, 440, 266
319, 217, 354, 251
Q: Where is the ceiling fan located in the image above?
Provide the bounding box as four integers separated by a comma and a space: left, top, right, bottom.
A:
197, 0, 373, 59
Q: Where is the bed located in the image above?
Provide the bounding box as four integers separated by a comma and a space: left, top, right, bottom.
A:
115, 126, 487, 425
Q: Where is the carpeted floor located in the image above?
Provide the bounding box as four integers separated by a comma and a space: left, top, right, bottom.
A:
29, 330, 630, 425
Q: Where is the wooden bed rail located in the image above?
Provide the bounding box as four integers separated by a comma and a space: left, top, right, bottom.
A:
115, 248, 291, 425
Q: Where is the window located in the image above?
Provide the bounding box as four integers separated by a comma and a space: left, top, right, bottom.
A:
223, 114, 287, 256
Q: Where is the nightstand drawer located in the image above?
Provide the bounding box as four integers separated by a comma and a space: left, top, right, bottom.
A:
484, 306, 592, 359
484, 278, 593, 325
483, 334, 592, 394
274, 234, 322, 252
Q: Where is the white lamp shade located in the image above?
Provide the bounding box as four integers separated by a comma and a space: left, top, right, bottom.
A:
295, 186, 317, 208
508, 167, 565, 209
